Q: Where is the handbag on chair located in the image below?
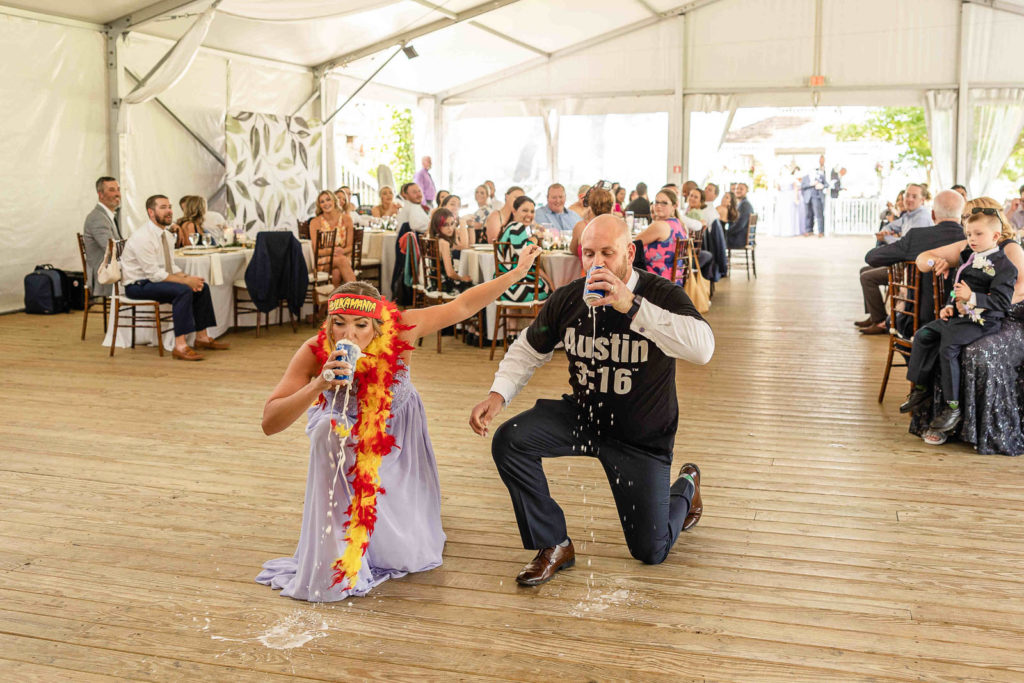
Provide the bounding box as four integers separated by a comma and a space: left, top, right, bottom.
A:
682, 243, 711, 314
97, 241, 121, 285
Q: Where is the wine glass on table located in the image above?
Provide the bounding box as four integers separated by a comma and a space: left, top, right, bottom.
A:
188, 232, 200, 248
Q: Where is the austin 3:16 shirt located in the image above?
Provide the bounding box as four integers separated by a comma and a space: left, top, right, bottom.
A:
490, 268, 714, 455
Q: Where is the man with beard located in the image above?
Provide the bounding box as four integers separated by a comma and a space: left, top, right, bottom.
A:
120, 195, 228, 361
469, 214, 714, 585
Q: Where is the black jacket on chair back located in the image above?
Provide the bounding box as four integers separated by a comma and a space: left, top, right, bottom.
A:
244, 231, 309, 316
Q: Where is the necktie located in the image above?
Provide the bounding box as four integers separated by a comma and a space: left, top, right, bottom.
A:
113, 208, 122, 239
162, 232, 173, 274
953, 252, 975, 286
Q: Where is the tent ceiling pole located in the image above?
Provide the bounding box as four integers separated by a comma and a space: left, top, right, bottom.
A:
408, 0, 457, 19
965, 0, 1024, 18
107, 0, 209, 32
635, 0, 661, 16
677, 14, 687, 183
955, 1, 971, 184
315, 0, 523, 73
105, 31, 122, 179
439, 0, 712, 103
469, 21, 549, 57
125, 68, 225, 166
323, 46, 405, 126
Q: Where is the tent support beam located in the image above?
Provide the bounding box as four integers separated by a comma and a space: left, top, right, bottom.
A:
438, 0, 720, 103
965, 0, 1024, 19
469, 22, 549, 57
105, 31, 122, 178
315, 0, 524, 73
955, 1, 971, 184
125, 68, 225, 166
107, 0, 209, 32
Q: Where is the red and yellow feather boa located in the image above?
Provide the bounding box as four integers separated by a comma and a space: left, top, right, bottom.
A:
308, 300, 413, 590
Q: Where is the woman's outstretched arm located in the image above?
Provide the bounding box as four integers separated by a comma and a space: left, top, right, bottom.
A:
401, 245, 542, 342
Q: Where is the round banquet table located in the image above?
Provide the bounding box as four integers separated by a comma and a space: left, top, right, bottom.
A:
457, 247, 582, 341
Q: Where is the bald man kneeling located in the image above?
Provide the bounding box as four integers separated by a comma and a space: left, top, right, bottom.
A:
469, 215, 716, 585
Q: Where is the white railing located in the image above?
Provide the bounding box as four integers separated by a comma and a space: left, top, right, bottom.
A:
749, 193, 885, 236
335, 166, 378, 209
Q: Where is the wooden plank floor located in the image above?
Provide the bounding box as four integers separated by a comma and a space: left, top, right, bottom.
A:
2, 234, 1024, 681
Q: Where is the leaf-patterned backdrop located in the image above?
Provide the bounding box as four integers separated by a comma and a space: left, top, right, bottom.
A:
224, 112, 321, 231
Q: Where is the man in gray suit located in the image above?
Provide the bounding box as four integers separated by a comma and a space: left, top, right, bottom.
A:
83, 176, 122, 296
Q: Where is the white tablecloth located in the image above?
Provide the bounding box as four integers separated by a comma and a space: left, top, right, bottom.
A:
360, 231, 397, 298
102, 243, 315, 350
457, 248, 582, 340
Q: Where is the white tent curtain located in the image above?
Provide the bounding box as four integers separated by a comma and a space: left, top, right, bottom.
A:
923, 89, 956, 191
684, 93, 736, 184
967, 88, 1024, 197
122, 3, 218, 105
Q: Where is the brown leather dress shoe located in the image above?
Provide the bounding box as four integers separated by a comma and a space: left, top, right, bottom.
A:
195, 338, 230, 350
172, 346, 204, 361
859, 323, 888, 335
515, 541, 575, 586
679, 463, 703, 531
853, 317, 875, 328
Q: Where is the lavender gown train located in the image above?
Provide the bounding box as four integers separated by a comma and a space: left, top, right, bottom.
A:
256, 362, 446, 601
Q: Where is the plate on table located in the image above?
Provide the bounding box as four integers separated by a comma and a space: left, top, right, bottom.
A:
179, 246, 218, 255
472, 244, 493, 251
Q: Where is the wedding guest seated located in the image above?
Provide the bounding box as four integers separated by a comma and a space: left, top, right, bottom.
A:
625, 182, 650, 219
495, 195, 552, 302
629, 190, 638, 203
469, 184, 493, 243
613, 187, 627, 216
485, 186, 524, 243
569, 187, 614, 257
177, 195, 209, 246
568, 184, 590, 218
1006, 184, 1024, 231
371, 186, 400, 219
121, 195, 229, 361
485, 180, 502, 211
876, 183, 930, 244
879, 189, 906, 231
634, 189, 705, 280
534, 183, 581, 234
907, 198, 1024, 448
310, 190, 356, 285
396, 182, 429, 233
439, 194, 471, 248
435, 190, 450, 212
684, 188, 709, 226
726, 182, 754, 250
83, 176, 122, 297
902, 208, 1018, 435
429, 209, 473, 293
951, 184, 969, 201
856, 189, 966, 335
703, 183, 721, 226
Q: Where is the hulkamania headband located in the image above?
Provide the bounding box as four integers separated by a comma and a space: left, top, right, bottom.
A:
327, 293, 384, 320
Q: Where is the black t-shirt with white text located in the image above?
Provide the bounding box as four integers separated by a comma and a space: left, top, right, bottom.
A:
526, 269, 706, 454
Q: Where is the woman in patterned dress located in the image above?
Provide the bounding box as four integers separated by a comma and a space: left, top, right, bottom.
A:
495, 196, 553, 302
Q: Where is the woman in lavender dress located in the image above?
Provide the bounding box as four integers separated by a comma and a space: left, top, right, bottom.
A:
257, 245, 542, 602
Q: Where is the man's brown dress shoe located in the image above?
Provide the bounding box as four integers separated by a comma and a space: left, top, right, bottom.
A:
195, 338, 230, 350
679, 463, 703, 531
859, 323, 888, 335
515, 541, 575, 586
853, 317, 875, 328
172, 346, 204, 361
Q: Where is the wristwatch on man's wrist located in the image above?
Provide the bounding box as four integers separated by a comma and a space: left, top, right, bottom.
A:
626, 295, 642, 320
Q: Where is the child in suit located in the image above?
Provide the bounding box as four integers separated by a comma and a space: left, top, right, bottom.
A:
901, 210, 1017, 433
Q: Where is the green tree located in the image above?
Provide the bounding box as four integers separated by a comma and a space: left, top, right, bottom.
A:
826, 107, 931, 169
389, 106, 415, 185
1001, 129, 1024, 183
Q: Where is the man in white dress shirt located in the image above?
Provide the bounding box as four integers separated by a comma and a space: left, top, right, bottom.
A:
120, 195, 228, 361
395, 182, 429, 233
534, 183, 582, 235
82, 177, 123, 296
470, 215, 713, 586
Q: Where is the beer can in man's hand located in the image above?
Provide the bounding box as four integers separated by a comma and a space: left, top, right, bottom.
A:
583, 265, 604, 306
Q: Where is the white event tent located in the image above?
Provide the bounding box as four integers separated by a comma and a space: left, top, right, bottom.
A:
1, 0, 1023, 312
